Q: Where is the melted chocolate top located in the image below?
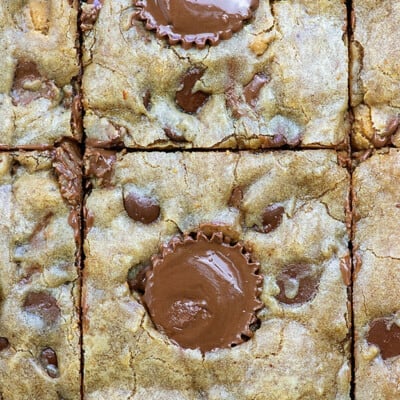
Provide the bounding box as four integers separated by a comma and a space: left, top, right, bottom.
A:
276, 264, 319, 305
134, 0, 259, 49
142, 232, 262, 353
367, 318, 400, 360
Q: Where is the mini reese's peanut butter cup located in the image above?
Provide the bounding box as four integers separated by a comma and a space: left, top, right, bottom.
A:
136, 232, 263, 353
133, 0, 259, 49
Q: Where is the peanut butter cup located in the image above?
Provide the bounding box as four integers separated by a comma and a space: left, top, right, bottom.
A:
133, 0, 259, 49
141, 232, 263, 353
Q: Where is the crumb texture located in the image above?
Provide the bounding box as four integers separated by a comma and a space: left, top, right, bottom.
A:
83, 150, 351, 399
0, 151, 80, 399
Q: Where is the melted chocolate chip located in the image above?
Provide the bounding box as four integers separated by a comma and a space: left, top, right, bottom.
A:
84, 148, 116, 187
259, 134, 288, 148
81, 0, 103, 31
134, 0, 259, 49
276, 264, 319, 305
23, 292, 60, 324
228, 187, 243, 208
123, 192, 160, 224
243, 73, 269, 107
367, 318, 400, 360
142, 232, 263, 353
371, 133, 391, 149
40, 348, 59, 378
0, 338, 9, 351
11, 60, 58, 106
164, 127, 188, 142
261, 205, 284, 233
175, 68, 209, 114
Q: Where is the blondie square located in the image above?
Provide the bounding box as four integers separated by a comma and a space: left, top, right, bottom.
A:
351, 0, 400, 149
353, 149, 400, 398
83, 150, 351, 399
82, 0, 348, 149
0, 145, 82, 399
0, 0, 80, 147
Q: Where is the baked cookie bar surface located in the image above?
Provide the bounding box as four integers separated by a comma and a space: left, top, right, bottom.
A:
83, 150, 351, 399
353, 149, 400, 399
351, 0, 400, 149
0, 146, 81, 399
0, 1, 80, 147
82, 0, 348, 149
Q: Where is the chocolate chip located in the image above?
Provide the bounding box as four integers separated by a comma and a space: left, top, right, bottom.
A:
259, 205, 284, 233
243, 73, 269, 107
134, 0, 259, 49
276, 264, 319, 305
0, 337, 9, 351
40, 348, 59, 378
228, 187, 243, 208
23, 292, 60, 324
143, 90, 151, 110
175, 68, 209, 114
123, 192, 160, 224
367, 318, 400, 360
